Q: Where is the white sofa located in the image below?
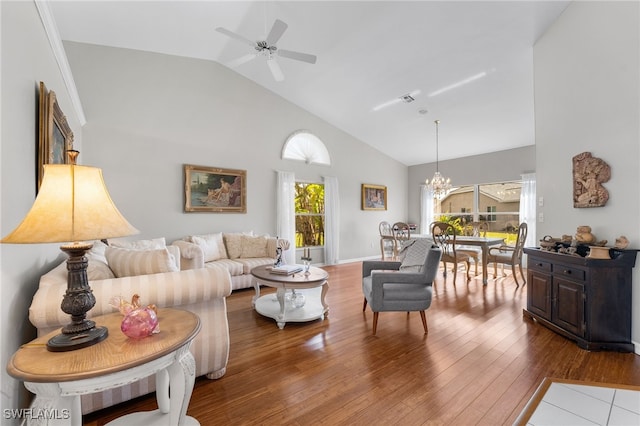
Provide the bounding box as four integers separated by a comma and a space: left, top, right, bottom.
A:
172, 232, 283, 291
28, 239, 232, 414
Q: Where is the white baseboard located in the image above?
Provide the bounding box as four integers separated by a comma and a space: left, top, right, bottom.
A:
312, 255, 380, 267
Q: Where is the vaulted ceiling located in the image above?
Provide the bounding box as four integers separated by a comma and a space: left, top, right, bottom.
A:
49, 1, 570, 166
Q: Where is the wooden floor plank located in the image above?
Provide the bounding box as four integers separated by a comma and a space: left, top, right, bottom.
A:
83, 261, 640, 425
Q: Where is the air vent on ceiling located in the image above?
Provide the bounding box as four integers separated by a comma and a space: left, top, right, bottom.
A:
400, 94, 415, 103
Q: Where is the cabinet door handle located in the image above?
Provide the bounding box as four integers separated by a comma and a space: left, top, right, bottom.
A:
563, 270, 571, 274
537, 263, 544, 267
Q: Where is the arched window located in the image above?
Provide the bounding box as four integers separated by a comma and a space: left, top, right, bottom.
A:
282, 130, 331, 166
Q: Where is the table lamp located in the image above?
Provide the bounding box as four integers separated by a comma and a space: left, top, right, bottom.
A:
1, 151, 138, 351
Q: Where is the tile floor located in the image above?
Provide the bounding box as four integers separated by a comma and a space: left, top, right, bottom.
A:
522, 380, 640, 426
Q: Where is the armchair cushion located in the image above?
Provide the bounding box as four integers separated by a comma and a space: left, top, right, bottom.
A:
488, 245, 516, 263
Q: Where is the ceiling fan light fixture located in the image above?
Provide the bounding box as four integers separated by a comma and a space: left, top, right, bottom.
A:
216, 18, 316, 82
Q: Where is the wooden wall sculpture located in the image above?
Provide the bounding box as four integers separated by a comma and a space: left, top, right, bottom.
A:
572, 152, 610, 208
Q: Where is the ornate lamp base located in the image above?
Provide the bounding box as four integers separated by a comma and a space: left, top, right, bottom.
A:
47, 325, 108, 352
47, 242, 107, 352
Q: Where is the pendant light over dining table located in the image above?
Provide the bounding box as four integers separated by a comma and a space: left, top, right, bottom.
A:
425, 119, 451, 196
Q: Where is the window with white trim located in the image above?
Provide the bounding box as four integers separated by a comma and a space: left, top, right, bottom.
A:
436, 181, 522, 244
295, 182, 325, 248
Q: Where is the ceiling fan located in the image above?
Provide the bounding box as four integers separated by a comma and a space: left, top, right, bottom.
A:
216, 19, 317, 82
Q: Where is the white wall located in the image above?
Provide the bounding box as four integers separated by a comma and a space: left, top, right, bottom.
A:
407, 145, 536, 226
0, 2, 83, 420
534, 1, 640, 347
63, 41, 408, 263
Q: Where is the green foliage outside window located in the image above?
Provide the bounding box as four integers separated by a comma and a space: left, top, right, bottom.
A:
436, 215, 464, 235
295, 183, 325, 248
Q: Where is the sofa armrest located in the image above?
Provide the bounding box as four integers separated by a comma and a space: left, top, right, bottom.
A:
171, 240, 205, 270
30, 265, 232, 333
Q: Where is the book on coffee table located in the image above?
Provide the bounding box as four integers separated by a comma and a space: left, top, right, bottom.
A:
270, 265, 303, 275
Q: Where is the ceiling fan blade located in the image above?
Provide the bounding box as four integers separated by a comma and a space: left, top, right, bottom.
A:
215, 27, 256, 48
278, 49, 317, 64
267, 58, 284, 82
227, 53, 257, 68
266, 19, 288, 46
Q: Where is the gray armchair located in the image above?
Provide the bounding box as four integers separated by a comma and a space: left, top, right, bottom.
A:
362, 244, 442, 335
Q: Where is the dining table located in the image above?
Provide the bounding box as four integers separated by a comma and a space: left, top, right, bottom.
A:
412, 234, 505, 285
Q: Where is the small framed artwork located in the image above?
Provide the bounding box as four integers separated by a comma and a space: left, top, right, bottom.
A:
362, 184, 387, 210
38, 82, 74, 192
184, 164, 246, 213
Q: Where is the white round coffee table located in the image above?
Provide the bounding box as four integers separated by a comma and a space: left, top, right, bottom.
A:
251, 265, 329, 329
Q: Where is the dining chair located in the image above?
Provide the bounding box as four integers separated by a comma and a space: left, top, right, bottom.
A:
392, 222, 411, 247
430, 221, 471, 283
379, 221, 397, 260
362, 240, 442, 335
487, 222, 528, 286
457, 221, 489, 276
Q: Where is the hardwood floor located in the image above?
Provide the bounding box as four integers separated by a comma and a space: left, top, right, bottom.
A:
84, 262, 640, 425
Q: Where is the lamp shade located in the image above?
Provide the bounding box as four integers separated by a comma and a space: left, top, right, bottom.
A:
2, 164, 138, 243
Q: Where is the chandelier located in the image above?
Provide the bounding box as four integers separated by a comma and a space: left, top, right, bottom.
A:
425, 119, 451, 196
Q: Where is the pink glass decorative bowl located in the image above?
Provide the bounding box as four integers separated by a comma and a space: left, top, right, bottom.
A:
121, 307, 159, 339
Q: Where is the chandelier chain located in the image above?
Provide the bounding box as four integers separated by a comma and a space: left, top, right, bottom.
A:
425, 119, 451, 196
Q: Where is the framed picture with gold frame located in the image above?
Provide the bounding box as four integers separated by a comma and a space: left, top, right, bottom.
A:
362, 183, 387, 210
38, 81, 74, 191
184, 164, 247, 213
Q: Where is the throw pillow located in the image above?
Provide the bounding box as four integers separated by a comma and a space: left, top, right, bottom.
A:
87, 240, 109, 261
399, 238, 432, 273
105, 247, 179, 278
223, 232, 253, 259
241, 235, 268, 258
191, 233, 226, 262
87, 259, 116, 281
109, 237, 166, 250
86, 240, 116, 280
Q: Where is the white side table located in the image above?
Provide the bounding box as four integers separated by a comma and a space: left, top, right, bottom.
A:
7, 309, 201, 426
251, 265, 329, 329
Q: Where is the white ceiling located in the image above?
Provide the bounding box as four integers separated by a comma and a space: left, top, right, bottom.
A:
49, 1, 570, 166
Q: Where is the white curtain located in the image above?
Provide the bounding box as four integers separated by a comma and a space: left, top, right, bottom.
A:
520, 173, 537, 249
276, 171, 296, 264
323, 175, 340, 265
420, 184, 435, 235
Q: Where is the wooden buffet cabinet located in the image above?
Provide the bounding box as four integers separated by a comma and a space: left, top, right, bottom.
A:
523, 247, 637, 352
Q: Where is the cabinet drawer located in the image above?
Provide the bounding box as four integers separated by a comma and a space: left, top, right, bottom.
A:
529, 259, 551, 273
553, 265, 586, 282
